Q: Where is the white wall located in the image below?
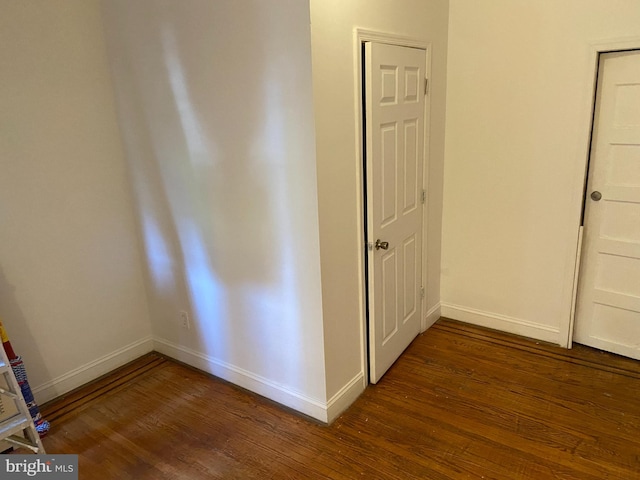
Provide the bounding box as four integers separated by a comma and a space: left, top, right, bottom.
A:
0, 0, 153, 402
442, 0, 640, 344
102, 0, 328, 420
310, 0, 449, 400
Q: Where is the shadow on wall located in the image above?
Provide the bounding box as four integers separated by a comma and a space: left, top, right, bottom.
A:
0, 267, 48, 384
101, 1, 321, 392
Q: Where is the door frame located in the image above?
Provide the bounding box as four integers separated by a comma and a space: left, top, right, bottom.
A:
353, 29, 432, 380
563, 37, 640, 348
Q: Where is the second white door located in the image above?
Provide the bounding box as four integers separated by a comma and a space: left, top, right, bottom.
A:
574, 50, 640, 359
365, 42, 426, 383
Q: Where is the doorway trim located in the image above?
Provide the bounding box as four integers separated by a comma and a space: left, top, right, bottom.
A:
563, 36, 640, 348
352, 28, 432, 381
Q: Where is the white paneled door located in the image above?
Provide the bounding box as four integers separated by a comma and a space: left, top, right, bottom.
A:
365, 42, 426, 383
574, 50, 640, 359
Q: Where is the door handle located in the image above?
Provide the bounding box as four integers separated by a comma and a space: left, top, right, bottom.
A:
591, 191, 602, 201
375, 239, 389, 250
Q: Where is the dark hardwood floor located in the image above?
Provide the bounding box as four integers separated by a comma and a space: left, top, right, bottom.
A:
36, 319, 640, 479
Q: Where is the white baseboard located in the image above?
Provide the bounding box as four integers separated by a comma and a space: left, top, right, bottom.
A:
30, 334, 366, 424
423, 302, 441, 331
153, 337, 329, 422
32, 335, 154, 404
440, 303, 560, 344
326, 372, 365, 424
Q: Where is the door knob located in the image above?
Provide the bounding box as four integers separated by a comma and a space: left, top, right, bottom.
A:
591, 191, 602, 201
375, 239, 389, 250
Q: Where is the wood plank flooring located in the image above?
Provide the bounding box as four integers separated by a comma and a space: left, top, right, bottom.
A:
37, 319, 640, 479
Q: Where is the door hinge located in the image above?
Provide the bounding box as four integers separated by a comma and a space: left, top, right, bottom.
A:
421, 189, 426, 204
424, 77, 429, 95
421, 286, 425, 299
